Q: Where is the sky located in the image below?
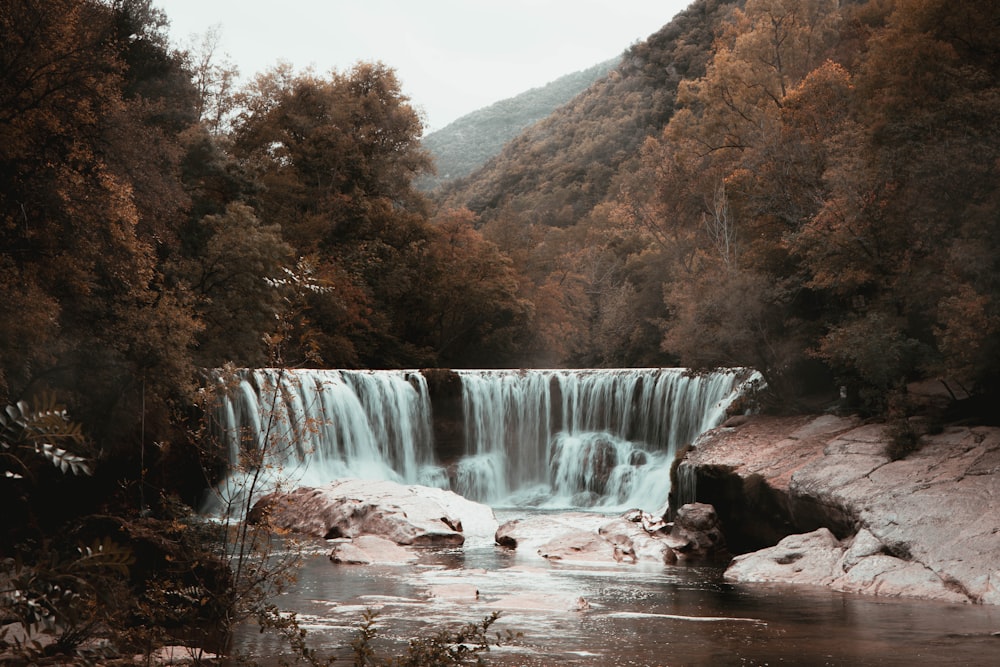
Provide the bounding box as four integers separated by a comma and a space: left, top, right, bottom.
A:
158, 0, 692, 132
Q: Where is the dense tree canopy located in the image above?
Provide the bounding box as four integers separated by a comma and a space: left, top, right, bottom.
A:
439, 0, 1000, 414
2, 0, 999, 659
2, 0, 999, 470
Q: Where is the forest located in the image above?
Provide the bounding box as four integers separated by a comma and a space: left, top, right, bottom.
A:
1, 0, 998, 662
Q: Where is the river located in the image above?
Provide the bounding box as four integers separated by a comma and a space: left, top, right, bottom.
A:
233, 509, 999, 666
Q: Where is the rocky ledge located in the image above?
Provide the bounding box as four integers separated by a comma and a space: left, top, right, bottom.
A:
249, 478, 497, 546
673, 414, 1000, 604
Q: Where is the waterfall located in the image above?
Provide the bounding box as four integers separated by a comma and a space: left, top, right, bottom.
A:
209, 367, 758, 513
455, 368, 753, 509
206, 369, 440, 513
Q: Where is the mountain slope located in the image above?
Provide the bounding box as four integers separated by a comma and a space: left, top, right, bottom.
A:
419, 58, 619, 191
435, 0, 736, 228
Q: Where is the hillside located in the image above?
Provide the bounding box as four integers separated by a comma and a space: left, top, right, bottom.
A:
418, 58, 619, 191
435, 0, 734, 227
433, 0, 1000, 411
431, 0, 738, 369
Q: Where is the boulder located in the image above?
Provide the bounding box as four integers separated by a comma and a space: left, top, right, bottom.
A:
664, 502, 729, 562
682, 416, 1000, 604
251, 478, 496, 546
538, 531, 617, 563
523, 506, 726, 566
725, 528, 970, 604
598, 516, 672, 564
725, 528, 844, 586
494, 512, 609, 551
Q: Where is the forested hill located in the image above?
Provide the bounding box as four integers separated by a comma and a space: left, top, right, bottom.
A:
435, 0, 1000, 417
435, 0, 731, 227
418, 58, 619, 190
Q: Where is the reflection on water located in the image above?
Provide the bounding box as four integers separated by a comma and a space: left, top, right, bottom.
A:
236, 511, 999, 666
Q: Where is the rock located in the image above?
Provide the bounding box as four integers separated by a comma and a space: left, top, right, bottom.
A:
598, 517, 671, 564
725, 528, 971, 604
251, 478, 496, 545
835, 555, 968, 604
538, 531, 616, 563
839, 528, 884, 570
664, 502, 729, 562
725, 528, 843, 586
495, 519, 521, 548
330, 535, 417, 565
685, 416, 1000, 604
524, 505, 728, 565
494, 512, 609, 551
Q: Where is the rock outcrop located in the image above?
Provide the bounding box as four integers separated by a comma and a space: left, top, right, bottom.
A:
499, 505, 728, 565
725, 528, 971, 604
250, 478, 497, 546
675, 415, 1000, 604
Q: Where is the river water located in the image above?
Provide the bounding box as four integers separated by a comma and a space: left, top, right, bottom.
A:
234, 509, 999, 666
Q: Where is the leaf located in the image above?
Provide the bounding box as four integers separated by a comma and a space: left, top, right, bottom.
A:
34, 442, 92, 476
74, 537, 135, 575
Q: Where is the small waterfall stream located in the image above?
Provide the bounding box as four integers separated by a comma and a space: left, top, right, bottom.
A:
211, 367, 758, 512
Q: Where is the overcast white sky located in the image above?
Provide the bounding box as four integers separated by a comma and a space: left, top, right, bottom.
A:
158, 0, 691, 132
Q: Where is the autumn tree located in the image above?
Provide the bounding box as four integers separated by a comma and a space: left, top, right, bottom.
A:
0, 0, 207, 469
229, 62, 466, 367
789, 0, 1000, 405
398, 209, 534, 367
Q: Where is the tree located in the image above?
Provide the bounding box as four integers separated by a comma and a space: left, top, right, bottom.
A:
172, 203, 293, 367
403, 209, 534, 368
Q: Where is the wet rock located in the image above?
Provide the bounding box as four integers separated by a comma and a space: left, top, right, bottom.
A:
251, 478, 496, 545
585, 437, 619, 493
665, 502, 729, 562
725, 528, 843, 586
538, 531, 617, 563
527, 506, 725, 566
494, 513, 609, 551
598, 516, 670, 563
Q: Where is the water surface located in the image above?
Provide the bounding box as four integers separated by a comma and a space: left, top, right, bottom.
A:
235, 510, 999, 666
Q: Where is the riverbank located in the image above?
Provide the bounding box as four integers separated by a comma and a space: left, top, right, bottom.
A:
672, 414, 1000, 604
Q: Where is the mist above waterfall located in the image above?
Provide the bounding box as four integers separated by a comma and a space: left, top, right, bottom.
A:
211, 368, 759, 513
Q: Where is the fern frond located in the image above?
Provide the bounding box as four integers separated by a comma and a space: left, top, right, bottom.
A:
74, 537, 135, 575
34, 443, 92, 476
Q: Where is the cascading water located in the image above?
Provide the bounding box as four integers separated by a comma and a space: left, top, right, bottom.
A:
209, 367, 759, 513
205, 368, 440, 513
454, 368, 755, 510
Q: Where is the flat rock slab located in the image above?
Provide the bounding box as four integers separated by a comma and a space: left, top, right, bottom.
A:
503, 506, 725, 566
330, 535, 418, 565
725, 528, 970, 604
252, 478, 496, 546
685, 416, 1000, 604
